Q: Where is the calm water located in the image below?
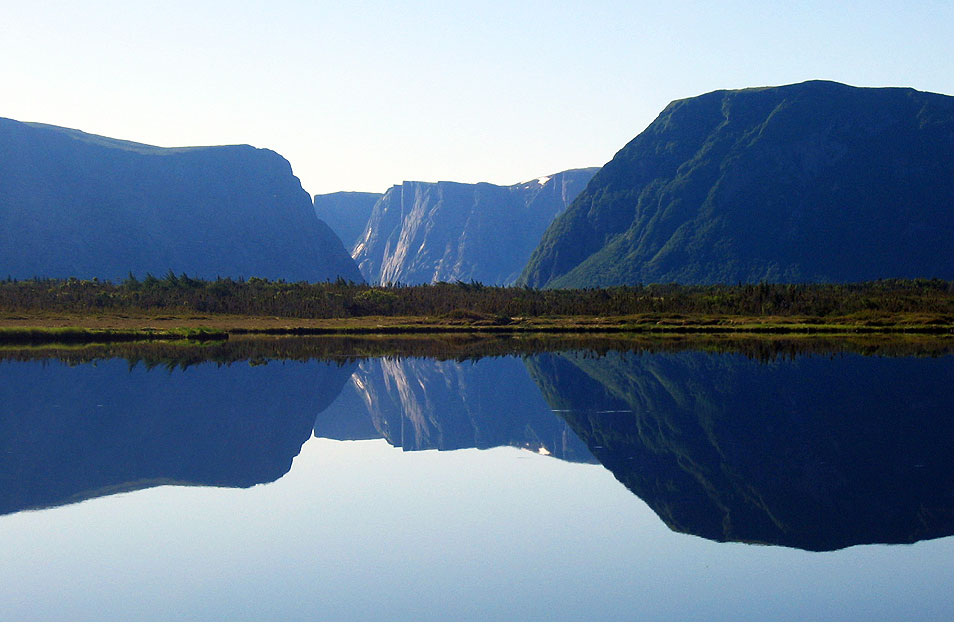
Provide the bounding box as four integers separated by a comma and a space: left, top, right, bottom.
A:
0, 340, 952, 620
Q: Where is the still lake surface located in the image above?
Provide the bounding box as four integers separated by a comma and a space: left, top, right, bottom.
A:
0, 337, 952, 621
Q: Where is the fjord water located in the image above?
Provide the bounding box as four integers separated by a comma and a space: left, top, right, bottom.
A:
0, 342, 951, 620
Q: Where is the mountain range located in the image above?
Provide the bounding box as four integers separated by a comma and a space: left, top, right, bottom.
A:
1, 80, 952, 288
519, 80, 953, 287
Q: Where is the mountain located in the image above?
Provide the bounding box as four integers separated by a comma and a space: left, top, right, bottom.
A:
0, 357, 355, 516
351, 168, 598, 285
314, 356, 595, 462
0, 117, 362, 282
313, 191, 381, 250
525, 349, 953, 551
519, 81, 953, 288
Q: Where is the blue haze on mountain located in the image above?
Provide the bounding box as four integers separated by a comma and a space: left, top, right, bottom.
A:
0, 117, 362, 282
313, 191, 382, 252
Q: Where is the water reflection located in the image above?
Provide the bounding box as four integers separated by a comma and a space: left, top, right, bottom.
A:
0, 336, 952, 552
316, 356, 593, 461
525, 350, 953, 551
0, 358, 353, 515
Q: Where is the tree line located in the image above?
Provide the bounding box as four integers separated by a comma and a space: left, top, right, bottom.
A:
0, 273, 951, 318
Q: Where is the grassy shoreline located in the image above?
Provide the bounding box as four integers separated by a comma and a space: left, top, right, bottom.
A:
0, 311, 951, 344
1, 277, 949, 343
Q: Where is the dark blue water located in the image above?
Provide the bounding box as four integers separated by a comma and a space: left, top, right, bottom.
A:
0, 346, 952, 620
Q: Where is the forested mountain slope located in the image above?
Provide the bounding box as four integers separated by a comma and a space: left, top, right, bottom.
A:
519, 81, 953, 288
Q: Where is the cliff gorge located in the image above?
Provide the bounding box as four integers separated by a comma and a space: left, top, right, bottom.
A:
313, 191, 381, 251
519, 81, 953, 288
351, 168, 598, 285
0, 117, 362, 282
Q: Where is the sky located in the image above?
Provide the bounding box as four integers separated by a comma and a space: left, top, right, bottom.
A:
0, 0, 953, 196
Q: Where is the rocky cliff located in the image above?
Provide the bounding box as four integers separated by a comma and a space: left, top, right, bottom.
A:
352, 168, 598, 285
0, 117, 362, 282
519, 81, 953, 287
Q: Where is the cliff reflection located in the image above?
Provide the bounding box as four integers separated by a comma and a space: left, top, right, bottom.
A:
315, 356, 593, 461
0, 358, 354, 515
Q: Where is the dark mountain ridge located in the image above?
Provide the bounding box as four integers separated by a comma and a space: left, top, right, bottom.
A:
519, 81, 953, 288
0, 117, 362, 282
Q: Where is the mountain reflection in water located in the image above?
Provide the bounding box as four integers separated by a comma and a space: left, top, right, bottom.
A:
0, 358, 354, 515
0, 337, 951, 552
525, 350, 953, 551
315, 356, 593, 461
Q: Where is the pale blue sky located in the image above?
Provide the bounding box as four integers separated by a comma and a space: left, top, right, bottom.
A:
1, 0, 953, 195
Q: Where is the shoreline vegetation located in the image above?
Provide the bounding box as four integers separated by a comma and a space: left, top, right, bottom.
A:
0, 276, 951, 345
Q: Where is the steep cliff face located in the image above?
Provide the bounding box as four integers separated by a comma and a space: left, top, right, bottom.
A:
351, 168, 598, 285
0, 117, 362, 282
314, 356, 595, 462
519, 81, 953, 287
313, 191, 381, 251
